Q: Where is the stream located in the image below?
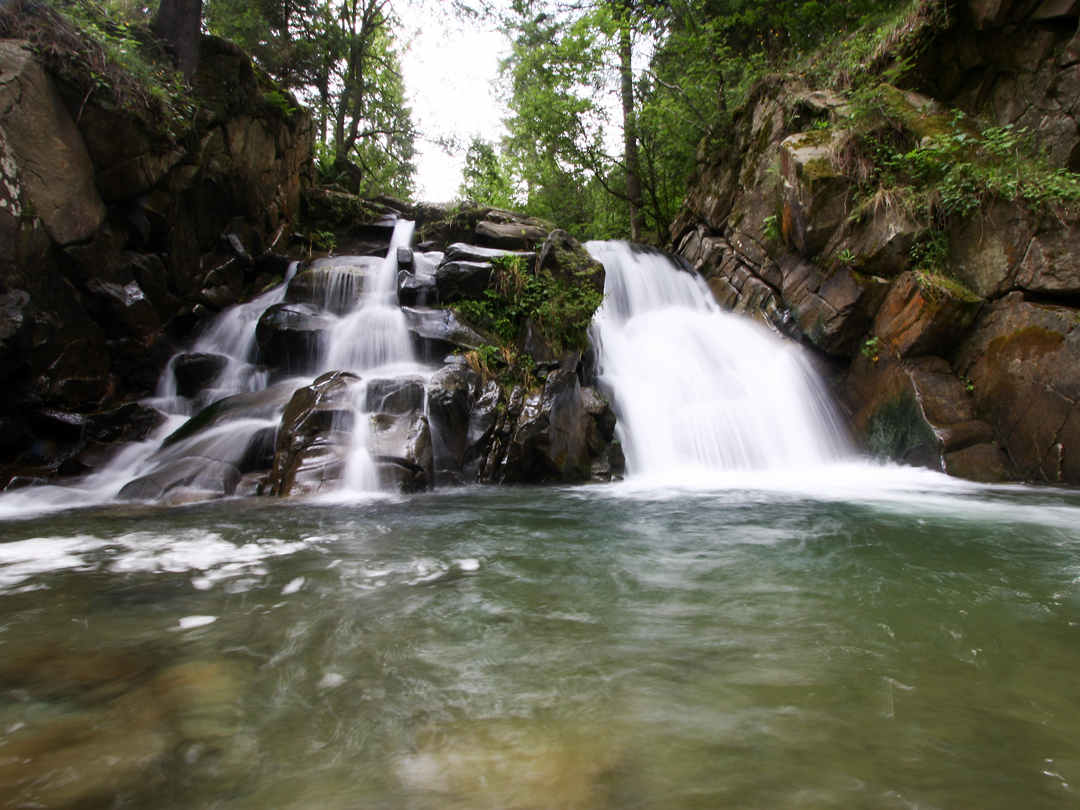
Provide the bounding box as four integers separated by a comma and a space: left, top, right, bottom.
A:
1, 470, 1079, 808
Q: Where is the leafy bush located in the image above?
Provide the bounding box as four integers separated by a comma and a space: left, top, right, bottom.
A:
452, 252, 604, 386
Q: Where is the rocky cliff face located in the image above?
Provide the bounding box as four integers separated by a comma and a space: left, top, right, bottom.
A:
671, 0, 1080, 484
0, 34, 313, 484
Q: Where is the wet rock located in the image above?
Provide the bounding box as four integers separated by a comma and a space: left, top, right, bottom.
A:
85, 401, 164, 445
255, 302, 333, 374
582, 386, 617, 443
397, 246, 413, 269
0, 688, 171, 809
0, 646, 158, 702
396, 719, 619, 810
82, 279, 163, 339
500, 369, 591, 483
369, 412, 433, 491
173, 352, 230, 399
118, 457, 243, 501
463, 380, 502, 481
162, 384, 295, 448
426, 364, 480, 484
268, 371, 360, 496
26, 408, 88, 443
591, 440, 626, 482
154, 659, 256, 789
366, 377, 425, 415
397, 269, 438, 307
844, 354, 1011, 480
871, 271, 984, 358
0, 42, 106, 245
0, 416, 31, 453
285, 258, 373, 313
128, 251, 181, 322
401, 306, 486, 355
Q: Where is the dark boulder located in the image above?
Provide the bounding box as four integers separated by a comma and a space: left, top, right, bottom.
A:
500, 369, 591, 484
118, 457, 242, 502
434, 261, 496, 303
255, 302, 332, 374
268, 371, 359, 496
369, 412, 433, 492
401, 307, 486, 357
426, 364, 480, 485
397, 270, 438, 307
172, 353, 229, 399
365, 377, 425, 415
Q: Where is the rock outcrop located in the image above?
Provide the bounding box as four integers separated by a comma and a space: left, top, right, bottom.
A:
0, 32, 314, 487
670, 0, 1080, 484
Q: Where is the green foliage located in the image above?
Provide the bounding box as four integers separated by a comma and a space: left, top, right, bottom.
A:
452, 252, 604, 384
910, 229, 949, 274
762, 214, 780, 242
206, 0, 417, 200
861, 335, 881, 361
458, 137, 515, 208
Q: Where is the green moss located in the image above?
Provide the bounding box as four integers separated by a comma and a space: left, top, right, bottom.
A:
914, 270, 981, 304
792, 128, 835, 148
802, 157, 838, 183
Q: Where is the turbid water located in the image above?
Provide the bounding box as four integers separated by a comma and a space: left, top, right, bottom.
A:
1, 471, 1079, 809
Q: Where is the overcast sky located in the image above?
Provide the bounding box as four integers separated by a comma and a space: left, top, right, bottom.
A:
399, 6, 510, 202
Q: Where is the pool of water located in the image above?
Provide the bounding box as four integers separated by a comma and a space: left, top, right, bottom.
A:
1, 464, 1079, 809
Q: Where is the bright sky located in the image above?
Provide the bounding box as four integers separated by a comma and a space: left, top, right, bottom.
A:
399, 5, 510, 202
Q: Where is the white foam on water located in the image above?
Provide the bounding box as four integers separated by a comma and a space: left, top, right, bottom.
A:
0, 529, 326, 595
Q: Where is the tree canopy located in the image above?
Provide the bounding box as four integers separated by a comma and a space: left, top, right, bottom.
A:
494, 0, 915, 243
205, 0, 417, 198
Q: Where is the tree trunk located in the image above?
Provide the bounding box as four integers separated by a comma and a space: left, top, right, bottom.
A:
618, 8, 646, 242
153, 0, 203, 79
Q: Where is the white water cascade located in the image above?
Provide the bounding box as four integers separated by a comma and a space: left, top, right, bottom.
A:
587, 242, 850, 480
322, 220, 418, 376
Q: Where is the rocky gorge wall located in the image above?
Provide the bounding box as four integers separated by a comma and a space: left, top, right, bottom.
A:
671, 0, 1080, 484
0, 33, 314, 485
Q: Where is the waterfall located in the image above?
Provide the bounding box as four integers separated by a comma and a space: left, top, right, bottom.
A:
586, 242, 849, 479
321, 220, 417, 376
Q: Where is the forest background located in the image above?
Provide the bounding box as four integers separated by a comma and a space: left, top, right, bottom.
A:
32, 0, 917, 242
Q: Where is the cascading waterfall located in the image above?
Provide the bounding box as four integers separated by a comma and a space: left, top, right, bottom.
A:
322, 220, 417, 377
587, 241, 849, 479
150, 262, 300, 416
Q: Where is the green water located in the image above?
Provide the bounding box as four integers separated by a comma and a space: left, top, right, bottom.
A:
1, 471, 1079, 809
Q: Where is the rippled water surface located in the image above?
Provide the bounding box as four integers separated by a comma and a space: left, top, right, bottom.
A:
2, 469, 1079, 809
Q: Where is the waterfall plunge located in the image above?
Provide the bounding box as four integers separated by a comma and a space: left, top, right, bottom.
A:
587, 242, 849, 480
